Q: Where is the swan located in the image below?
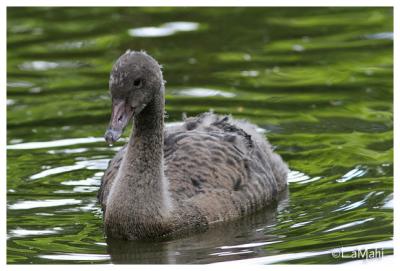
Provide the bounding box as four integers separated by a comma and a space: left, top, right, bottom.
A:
98, 50, 288, 240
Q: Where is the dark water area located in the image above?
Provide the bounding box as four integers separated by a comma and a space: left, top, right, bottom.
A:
7, 7, 393, 264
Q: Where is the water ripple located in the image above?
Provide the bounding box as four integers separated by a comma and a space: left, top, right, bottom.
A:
382, 194, 393, 209
7, 137, 105, 150
31, 164, 86, 180
365, 32, 393, 40
211, 240, 393, 265
128, 21, 199, 37
175, 88, 236, 98
324, 218, 375, 233
290, 221, 312, 228
19, 60, 82, 71
30, 159, 109, 180
287, 170, 321, 184
47, 148, 88, 154
39, 253, 110, 261
7, 81, 34, 88
61, 177, 100, 186
9, 227, 62, 238
210, 250, 253, 257
8, 199, 82, 210
219, 241, 281, 250
336, 166, 367, 183
333, 192, 374, 212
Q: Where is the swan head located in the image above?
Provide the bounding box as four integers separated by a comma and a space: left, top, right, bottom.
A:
104, 50, 163, 144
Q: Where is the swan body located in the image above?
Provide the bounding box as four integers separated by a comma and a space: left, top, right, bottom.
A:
98, 50, 288, 240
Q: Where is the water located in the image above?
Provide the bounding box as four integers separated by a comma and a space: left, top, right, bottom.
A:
7, 7, 393, 264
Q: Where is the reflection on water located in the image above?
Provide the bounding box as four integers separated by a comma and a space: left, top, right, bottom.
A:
7, 7, 393, 264
19, 60, 80, 71
333, 191, 375, 212
365, 32, 393, 40
9, 228, 62, 238
39, 253, 110, 261
7, 137, 105, 150
212, 240, 393, 265
29, 158, 109, 180
9, 199, 82, 210
287, 170, 321, 184
323, 218, 375, 233
174, 88, 236, 98
128, 21, 200, 37
105, 194, 287, 264
336, 166, 367, 183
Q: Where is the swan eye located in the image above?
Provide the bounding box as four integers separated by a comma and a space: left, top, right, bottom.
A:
133, 79, 142, 88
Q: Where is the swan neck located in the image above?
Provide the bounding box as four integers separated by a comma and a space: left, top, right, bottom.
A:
126, 85, 170, 214
132, 92, 164, 141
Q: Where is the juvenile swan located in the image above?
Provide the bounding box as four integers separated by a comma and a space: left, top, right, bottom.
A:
98, 50, 288, 240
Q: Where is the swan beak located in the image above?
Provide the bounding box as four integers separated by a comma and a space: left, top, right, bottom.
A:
105, 98, 134, 145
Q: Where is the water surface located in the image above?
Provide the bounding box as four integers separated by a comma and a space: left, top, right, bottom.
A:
7, 7, 393, 264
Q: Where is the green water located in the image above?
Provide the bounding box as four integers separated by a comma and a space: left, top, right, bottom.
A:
7, 7, 393, 264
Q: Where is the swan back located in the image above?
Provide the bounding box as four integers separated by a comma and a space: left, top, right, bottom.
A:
161, 113, 288, 222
